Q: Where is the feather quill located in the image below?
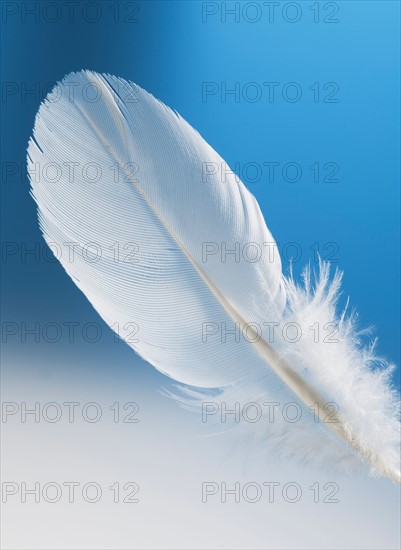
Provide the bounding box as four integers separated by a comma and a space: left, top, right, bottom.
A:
27, 71, 400, 482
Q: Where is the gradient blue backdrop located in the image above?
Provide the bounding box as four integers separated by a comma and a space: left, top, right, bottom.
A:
1, 1, 400, 384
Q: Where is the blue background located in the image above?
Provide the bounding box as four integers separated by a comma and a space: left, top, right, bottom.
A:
1, 0, 400, 384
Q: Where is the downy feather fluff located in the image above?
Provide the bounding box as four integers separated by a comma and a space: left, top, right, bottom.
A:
27, 71, 400, 482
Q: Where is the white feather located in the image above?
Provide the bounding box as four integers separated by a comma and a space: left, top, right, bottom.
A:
27, 71, 400, 482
